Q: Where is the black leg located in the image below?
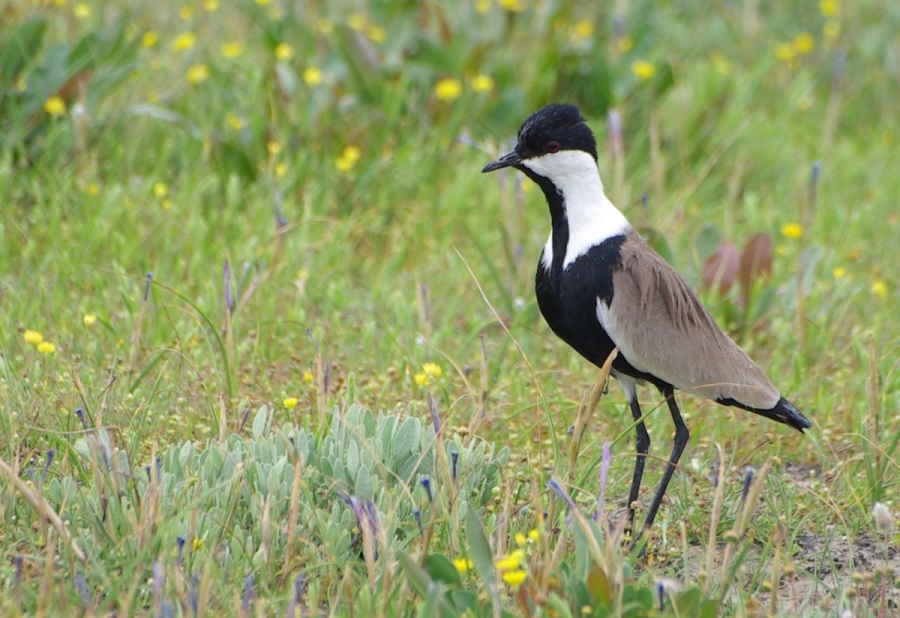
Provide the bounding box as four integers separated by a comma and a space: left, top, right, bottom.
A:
626, 396, 651, 531
641, 386, 690, 532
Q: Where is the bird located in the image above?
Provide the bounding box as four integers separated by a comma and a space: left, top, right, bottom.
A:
482, 103, 811, 534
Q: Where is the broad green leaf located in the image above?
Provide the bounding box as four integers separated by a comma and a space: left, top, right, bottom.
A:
586, 565, 611, 607
355, 465, 372, 499
396, 550, 431, 598
424, 554, 461, 587
251, 405, 269, 439
465, 506, 495, 592
393, 417, 420, 462
0, 19, 46, 90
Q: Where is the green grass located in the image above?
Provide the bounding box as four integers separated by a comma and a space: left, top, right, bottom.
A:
1, 0, 899, 615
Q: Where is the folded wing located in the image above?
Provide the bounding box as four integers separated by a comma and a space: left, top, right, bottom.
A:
597, 232, 780, 410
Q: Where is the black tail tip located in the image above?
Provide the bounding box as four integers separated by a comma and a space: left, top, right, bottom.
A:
775, 398, 812, 433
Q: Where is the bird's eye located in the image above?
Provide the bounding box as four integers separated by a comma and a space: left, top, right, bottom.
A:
545, 141, 560, 153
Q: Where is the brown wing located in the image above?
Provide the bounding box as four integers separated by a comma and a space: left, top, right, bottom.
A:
598, 232, 780, 410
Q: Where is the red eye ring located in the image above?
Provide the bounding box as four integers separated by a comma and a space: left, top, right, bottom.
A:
546, 141, 561, 153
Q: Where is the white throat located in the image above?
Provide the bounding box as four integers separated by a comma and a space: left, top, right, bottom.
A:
523, 150, 631, 270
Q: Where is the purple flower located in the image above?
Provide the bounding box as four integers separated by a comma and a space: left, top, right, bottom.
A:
144, 273, 154, 301
12, 556, 23, 590
75, 408, 86, 429
74, 572, 91, 606
224, 260, 234, 313
189, 575, 199, 618
413, 508, 424, 538
428, 393, 441, 435
286, 575, 306, 618
656, 580, 666, 611
451, 450, 459, 481
41, 449, 55, 483
420, 476, 433, 503
363, 501, 379, 535
547, 477, 577, 511
241, 574, 255, 617
741, 467, 755, 503
153, 560, 164, 612
336, 490, 365, 522
176, 536, 186, 564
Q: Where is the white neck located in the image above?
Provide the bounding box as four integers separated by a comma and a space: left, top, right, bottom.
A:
523, 150, 631, 270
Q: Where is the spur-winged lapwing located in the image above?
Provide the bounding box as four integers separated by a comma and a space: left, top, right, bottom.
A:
483, 104, 811, 533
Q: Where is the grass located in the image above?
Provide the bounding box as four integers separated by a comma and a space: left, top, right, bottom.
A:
1, 0, 898, 615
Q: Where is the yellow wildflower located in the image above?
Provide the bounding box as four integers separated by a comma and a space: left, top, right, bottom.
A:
501, 569, 527, 586
179, 5, 194, 20
413, 373, 429, 386
335, 145, 361, 172
142, 31, 158, 48
192, 538, 204, 551
774, 43, 794, 62
153, 182, 168, 198
495, 549, 524, 572
474, 0, 491, 14
186, 64, 209, 84
73, 3, 90, 18
434, 77, 463, 101
631, 60, 656, 80
423, 362, 442, 379
572, 20, 594, 41
275, 162, 288, 178
452, 558, 473, 573
172, 32, 196, 52
161, 199, 173, 210
366, 25, 387, 44
302, 67, 323, 86
347, 13, 366, 30
871, 280, 887, 298
471, 74, 495, 93
793, 33, 814, 55
283, 397, 299, 409
498, 0, 524, 12
528, 528, 540, 542
820, 0, 838, 17
86, 182, 100, 196
303, 371, 314, 383
267, 140, 283, 156
204, 0, 219, 10
45, 96, 66, 116
711, 52, 733, 76
37, 341, 56, 355
832, 266, 847, 279
274, 42, 294, 61
226, 113, 244, 130
221, 41, 244, 58
83, 313, 97, 328
515, 532, 527, 546
24, 330, 44, 345
781, 223, 804, 239
255, 0, 272, 4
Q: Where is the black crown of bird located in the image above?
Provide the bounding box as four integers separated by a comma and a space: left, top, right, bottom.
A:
483, 103, 811, 535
